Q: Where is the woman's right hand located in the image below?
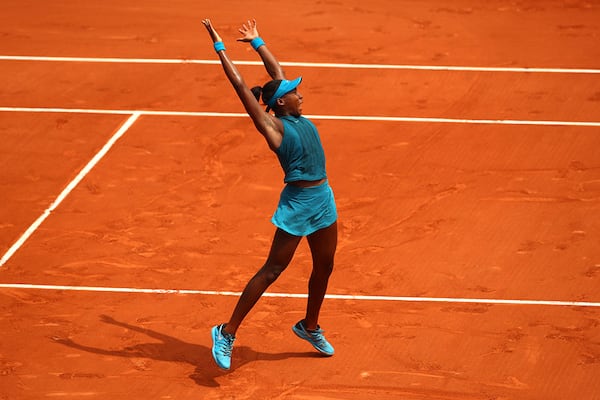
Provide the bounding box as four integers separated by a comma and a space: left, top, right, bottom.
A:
202, 19, 223, 43
237, 19, 259, 42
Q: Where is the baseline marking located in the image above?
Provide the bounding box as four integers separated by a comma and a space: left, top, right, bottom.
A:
0, 283, 598, 308
1, 55, 600, 74
1, 106, 599, 127
0, 113, 141, 267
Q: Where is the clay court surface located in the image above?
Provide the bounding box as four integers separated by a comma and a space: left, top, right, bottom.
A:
1, 1, 600, 399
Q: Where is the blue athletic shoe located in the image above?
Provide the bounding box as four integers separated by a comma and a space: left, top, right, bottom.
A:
292, 320, 334, 356
211, 324, 235, 370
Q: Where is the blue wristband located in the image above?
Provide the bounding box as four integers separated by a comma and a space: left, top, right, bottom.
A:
214, 41, 225, 53
250, 37, 265, 51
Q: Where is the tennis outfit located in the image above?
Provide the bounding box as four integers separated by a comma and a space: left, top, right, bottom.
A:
271, 115, 337, 236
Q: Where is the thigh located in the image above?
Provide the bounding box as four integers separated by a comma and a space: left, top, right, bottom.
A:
307, 221, 338, 266
265, 228, 302, 268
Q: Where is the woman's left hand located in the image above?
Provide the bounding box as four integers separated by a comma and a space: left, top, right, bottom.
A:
237, 19, 259, 42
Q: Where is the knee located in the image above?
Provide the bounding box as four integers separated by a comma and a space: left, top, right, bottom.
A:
259, 263, 286, 284
325, 262, 334, 275
314, 260, 334, 277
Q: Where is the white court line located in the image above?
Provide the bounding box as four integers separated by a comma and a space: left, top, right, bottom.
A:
1, 55, 600, 74
1, 106, 599, 127
0, 112, 140, 267
0, 283, 598, 307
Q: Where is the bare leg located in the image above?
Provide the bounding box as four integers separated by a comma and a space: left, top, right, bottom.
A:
303, 222, 337, 330
223, 228, 302, 336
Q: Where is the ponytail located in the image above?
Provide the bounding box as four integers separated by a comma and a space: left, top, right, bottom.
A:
251, 86, 262, 102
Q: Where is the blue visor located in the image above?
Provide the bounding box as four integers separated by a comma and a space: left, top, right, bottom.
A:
266, 77, 302, 108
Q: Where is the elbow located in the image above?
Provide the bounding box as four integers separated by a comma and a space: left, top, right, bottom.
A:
270, 66, 285, 80
225, 71, 239, 84
229, 73, 246, 91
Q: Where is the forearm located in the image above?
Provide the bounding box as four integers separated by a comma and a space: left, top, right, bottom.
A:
239, 21, 285, 80
256, 45, 285, 80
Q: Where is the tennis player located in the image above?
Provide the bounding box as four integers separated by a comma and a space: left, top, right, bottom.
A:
201, 18, 338, 370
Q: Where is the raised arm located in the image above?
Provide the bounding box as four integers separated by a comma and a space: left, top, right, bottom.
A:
237, 19, 285, 80
202, 19, 283, 150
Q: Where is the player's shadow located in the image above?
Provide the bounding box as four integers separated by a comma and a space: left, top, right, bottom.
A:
51, 314, 319, 387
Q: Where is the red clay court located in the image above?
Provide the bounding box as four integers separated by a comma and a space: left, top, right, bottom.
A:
1, 1, 599, 399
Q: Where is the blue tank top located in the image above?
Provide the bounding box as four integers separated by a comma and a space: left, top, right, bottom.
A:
276, 116, 327, 183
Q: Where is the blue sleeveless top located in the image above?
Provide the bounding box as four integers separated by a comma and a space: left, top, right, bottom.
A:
276, 116, 327, 183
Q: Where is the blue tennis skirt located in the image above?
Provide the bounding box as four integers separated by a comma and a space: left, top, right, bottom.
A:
271, 180, 337, 237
